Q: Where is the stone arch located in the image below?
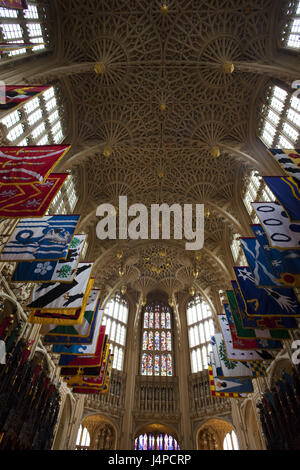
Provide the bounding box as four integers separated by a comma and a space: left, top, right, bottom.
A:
241, 399, 264, 450
52, 394, 73, 450
79, 414, 119, 450
196, 418, 235, 450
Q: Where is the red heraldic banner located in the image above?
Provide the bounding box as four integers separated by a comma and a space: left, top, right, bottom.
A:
0, 173, 68, 217
0, 85, 50, 111
0, 1, 27, 8
0, 145, 71, 184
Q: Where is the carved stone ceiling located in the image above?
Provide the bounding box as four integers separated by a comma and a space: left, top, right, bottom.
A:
47, 0, 275, 298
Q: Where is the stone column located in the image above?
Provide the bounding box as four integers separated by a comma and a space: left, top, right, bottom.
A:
176, 298, 193, 449
119, 297, 140, 449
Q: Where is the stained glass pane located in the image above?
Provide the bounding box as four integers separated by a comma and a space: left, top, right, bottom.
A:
148, 331, 153, 350
156, 436, 160, 450
141, 353, 147, 375
144, 311, 149, 329
159, 435, 163, 451
154, 331, 160, 350
135, 438, 138, 450
164, 434, 169, 450
147, 354, 153, 376
143, 434, 148, 450
167, 353, 172, 376
161, 331, 166, 351
143, 331, 148, 350
169, 435, 173, 450
155, 310, 160, 328
166, 312, 171, 329
166, 332, 172, 351
161, 354, 167, 376
139, 435, 143, 450
161, 311, 166, 328
149, 311, 154, 328
149, 434, 153, 450
154, 354, 160, 375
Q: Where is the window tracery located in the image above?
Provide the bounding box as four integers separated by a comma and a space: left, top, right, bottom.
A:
0, 1, 48, 59
280, 0, 300, 50
1, 86, 64, 146
46, 174, 78, 215
75, 425, 91, 450
134, 433, 180, 451
186, 296, 214, 374
259, 84, 300, 149
223, 431, 239, 450
102, 293, 128, 371
141, 302, 174, 377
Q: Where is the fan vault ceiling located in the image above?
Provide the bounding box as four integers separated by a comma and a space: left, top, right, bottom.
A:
39, 0, 284, 303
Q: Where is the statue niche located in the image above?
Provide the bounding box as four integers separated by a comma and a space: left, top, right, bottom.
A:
94, 423, 115, 450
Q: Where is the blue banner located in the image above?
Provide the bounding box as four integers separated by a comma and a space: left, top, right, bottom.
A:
11, 234, 86, 283
250, 224, 300, 287
240, 237, 282, 287
263, 176, 300, 222
234, 266, 300, 317
0, 215, 79, 261
231, 280, 298, 329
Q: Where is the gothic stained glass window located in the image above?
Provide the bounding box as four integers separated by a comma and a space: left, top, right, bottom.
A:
279, 1, 300, 50
141, 301, 174, 376
102, 293, 129, 371
186, 296, 215, 373
259, 84, 300, 150
75, 426, 90, 449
